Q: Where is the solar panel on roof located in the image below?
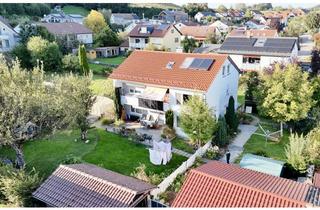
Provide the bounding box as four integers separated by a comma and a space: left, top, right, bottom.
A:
188, 58, 214, 70
189, 58, 203, 69
199, 59, 214, 69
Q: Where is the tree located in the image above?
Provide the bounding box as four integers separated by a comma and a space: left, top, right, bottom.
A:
311, 48, 320, 76
11, 44, 32, 69
62, 54, 81, 72
181, 36, 197, 53
285, 133, 308, 173
205, 32, 217, 44
180, 95, 218, 147
244, 9, 253, 20
252, 3, 272, 11
305, 11, 320, 33
19, 23, 54, 44
217, 5, 227, 13
78, 44, 89, 75
214, 117, 228, 147
256, 63, 314, 136
284, 16, 307, 37
94, 26, 121, 47
305, 125, 320, 164
165, 110, 174, 129
84, 10, 107, 34
225, 96, 238, 133
182, 3, 208, 17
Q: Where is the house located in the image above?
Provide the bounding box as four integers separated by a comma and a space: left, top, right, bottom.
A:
245, 19, 269, 29
228, 29, 278, 38
95, 46, 120, 58
128, 24, 182, 52
194, 11, 216, 23
210, 20, 233, 34
32, 164, 155, 207
156, 10, 188, 23
217, 37, 298, 71
227, 9, 243, 21
119, 39, 129, 54
0, 16, 19, 52
174, 21, 199, 30
41, 12, 84, 24
39, 22, 93, 46
109, 50, 240, 137
172, 161, 320, 207
193, 43, 221, 54
110, 13, 140, 27
179, 25, 217, 45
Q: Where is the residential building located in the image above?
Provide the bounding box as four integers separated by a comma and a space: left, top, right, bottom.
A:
172, 161, 320, 207
119, 39, 129, 54
33, 164, 155, 207
194, 11, 216, 23
39, 22, 93, 46
193, 43, 221, 54
0, 16, 19, 52
110, 13, 140, 27
41, 12, 84, 24
95, 46, 120, 58
245, 19, 269, 29
210, 20, 233, 33
228, 29, 279, 38
109, 50, 240, 137
155, 10, 188, 23
174, 21, 199, 30
218, 37, 298, 71
128, 24, 182, 52
179, 25, 217, 45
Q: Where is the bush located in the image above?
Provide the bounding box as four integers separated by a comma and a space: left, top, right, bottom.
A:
114, 118, 125, 127
225, 96, 239, 133
162, 126, 176, 140
285, 133, 308, 173
0, 165, 42, 207
165, 110, 174, 129
214, 117, 228, 147
101, 117, 115, 125
253, 150, 268, 157
61, 155, 83, 164
131, 164, 150, 183
62, 54, 81, 73
204, 147, 220, 160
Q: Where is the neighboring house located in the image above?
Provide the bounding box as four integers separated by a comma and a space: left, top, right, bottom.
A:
194, 11, 216, 23
33, 164, 155, 207
179, 25, 217, 45
39, 22, 93, 46
228, 29, 279, 38
128, 24, 182, 52
210, 20, 233, 33
172, 161, 320, 207
156, 10, 188, 23
110, 13, 140, 27
174, 21, 199, 30
0, 16, 19, 52
228, 9, 243, 21
109, 50, 240, 137
193, 43, 221, 54
41, 12, 84, 24
119, 39, 129, 54
218, 36, 298, 71
245, 19, 269, 29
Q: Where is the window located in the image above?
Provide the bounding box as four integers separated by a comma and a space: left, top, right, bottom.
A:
0, 40, 2, 48
174, 37, 179, 43
145, 39, 148, 44
222, 66, 225, 75
243, 57, 260, 64
183, 94, 191, 103
176, 93, 182, 105
129, 89, 134, 93
135, 39, 140, 43
227, 64, 230, 74
138, 98, 163, 111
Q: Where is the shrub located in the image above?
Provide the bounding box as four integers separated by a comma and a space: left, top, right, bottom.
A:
165, 110, 174, 129
225, 96, 239, 133
114, 118, 125, 127
131, 164, 150, 183
101, 117, 115, 125
0, 165, 41, 207
204, 147, 220, 160
62, 54, 81, 73
285, 133, 308, 173
253, 150, 268, 157
162, 126, 176, 140
214, 117, 228, 147
61, 155, 83, 164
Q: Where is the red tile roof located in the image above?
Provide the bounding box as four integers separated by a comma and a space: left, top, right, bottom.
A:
179, 26, 216, 40
314, 173, 320, 188
172, 161, 311, 208
228, 29, 278, 38
32, 164, 155, 207
128, 24, 176, 38
109, 50, 231, 91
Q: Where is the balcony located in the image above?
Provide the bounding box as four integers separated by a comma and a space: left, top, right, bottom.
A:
242, 63, 261, 71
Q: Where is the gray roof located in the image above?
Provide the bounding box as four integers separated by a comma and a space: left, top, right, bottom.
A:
0, 16, 18, 35
39, 22, 92, 35
193, 44, 221, 53
112, 13, 139, 20
33, 164, 155, 207
199, 11, 216, 16
218, 37, 297, 57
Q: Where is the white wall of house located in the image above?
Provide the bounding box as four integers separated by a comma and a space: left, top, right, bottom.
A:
210, 21, 229, 33
0, 21, 19, 52
129, 37, 148, 50
76, 33, 93, 45
194, 12, 204, 22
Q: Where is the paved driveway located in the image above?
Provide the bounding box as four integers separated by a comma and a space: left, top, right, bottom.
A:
220, 124, 258, 163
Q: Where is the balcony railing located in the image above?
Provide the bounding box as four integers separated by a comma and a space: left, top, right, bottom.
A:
242, 63, 261, 71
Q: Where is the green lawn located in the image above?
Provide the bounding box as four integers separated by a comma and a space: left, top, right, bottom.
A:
94, 56, 126, 65
62, 5, 89, 16
171, 138, 194, 154
89, 63, 112, 75
0, 128, 187, 178
237, 88, 245, 106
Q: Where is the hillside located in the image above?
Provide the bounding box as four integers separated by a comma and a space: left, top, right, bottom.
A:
129, 3, 181, 10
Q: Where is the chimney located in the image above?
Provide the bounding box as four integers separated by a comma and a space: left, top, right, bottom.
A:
142, 13, 145, 20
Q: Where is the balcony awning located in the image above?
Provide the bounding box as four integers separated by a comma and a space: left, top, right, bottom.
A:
138, 87, 167, 101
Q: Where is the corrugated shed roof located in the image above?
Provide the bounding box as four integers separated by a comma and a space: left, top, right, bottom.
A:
172, 161, 312, 207
32, 164, 155, 207
109, 50, 230, 91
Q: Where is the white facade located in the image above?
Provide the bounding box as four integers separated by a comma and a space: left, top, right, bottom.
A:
112, 58, 239, 137
110, 14, 139, 27
210, 21, 230, 33
0, 20, 19, 52
228, 43, 298, 71
76, 33, 93, 45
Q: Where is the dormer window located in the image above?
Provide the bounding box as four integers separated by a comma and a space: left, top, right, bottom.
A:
166, 61, 175, 70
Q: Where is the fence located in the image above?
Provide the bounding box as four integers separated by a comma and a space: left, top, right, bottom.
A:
151, 141, 212, 198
